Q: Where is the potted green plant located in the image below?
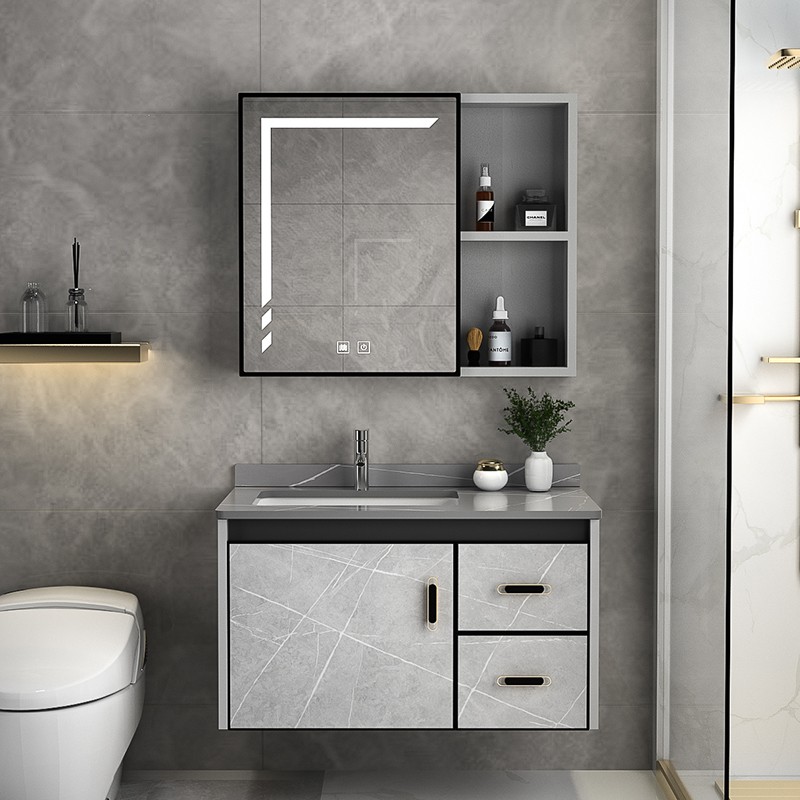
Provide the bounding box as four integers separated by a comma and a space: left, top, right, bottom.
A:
498, 387, 575, 491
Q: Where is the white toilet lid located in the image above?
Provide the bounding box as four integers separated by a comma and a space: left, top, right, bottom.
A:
0, 607, 140, 711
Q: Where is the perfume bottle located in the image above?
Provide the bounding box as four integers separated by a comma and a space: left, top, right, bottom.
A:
515, 189, 557, 231
488, 296, 511, 366
65, 288, 88, 332
19, 282, 48, 333
476, 163, 494, 231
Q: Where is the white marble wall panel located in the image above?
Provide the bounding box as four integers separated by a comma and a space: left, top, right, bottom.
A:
229, 543, 453, 728
730, 0, 800, 778
458, 544, 588, 632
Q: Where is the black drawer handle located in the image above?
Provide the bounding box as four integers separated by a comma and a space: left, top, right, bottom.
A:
497, 676, 552, 687
497, 583, 551, 595
426, 577, 438, 631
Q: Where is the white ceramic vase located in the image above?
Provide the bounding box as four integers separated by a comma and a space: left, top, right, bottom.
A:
525, 451, 553, 492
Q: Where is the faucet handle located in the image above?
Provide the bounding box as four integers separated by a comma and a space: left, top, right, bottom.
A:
354, 428, 369, 442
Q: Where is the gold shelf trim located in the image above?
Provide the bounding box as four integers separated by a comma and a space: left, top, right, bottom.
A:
0, 343, 150, 364
728, 394, 800, 404
762, 356, 800, 363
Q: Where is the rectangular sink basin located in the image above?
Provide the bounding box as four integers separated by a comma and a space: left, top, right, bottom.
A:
253, 488, 459, 507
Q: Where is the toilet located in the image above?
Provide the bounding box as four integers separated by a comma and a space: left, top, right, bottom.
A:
0, 586, 146, 800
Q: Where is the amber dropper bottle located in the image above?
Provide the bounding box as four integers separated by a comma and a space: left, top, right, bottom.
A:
476, 163, 494, 231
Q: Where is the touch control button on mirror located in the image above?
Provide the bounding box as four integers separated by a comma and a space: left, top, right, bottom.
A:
357, 341, 371, 354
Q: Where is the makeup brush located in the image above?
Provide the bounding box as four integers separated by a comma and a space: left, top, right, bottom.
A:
467, 327, 483, 366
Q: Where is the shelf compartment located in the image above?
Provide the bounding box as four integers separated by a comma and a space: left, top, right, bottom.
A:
460, 97, 572, 233
0, 343, 150, 363
460, 240, 570, 375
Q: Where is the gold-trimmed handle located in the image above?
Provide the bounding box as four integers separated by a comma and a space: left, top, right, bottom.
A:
426, 577, 438, 631
497, 583, 551, 595
497, 676, 552, 687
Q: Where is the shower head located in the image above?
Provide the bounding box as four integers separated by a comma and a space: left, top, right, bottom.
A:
768, 49, 800, 69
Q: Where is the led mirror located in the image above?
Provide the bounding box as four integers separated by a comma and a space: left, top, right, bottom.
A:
239, 93, 459, 375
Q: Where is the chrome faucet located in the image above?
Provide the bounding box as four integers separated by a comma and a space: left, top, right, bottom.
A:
354, 429, 369, 491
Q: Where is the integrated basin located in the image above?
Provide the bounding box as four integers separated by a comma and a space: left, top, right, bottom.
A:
253, 488, 459, 507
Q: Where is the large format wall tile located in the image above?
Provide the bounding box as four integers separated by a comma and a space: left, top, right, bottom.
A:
0, 113, 240, 315
0, 312, 261, 510
577, 113, 656, 314
260, 0, 655, 114
0, 0, 658, 774
343, 205, 456, 307
260, 703, 652, 769
0, 0, 259, 113
342, 99, 456, 205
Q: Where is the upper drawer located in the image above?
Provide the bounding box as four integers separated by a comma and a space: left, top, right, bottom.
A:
458, 543, 588, 632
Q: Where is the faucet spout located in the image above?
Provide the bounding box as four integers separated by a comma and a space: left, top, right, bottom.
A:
354, 429, 369, 491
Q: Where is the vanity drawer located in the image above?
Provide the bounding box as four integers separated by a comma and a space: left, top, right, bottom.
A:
457, 635, 587, 729
458, 543, 588, 632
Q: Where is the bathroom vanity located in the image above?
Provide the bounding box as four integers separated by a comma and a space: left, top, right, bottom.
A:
216, 465, 600, 731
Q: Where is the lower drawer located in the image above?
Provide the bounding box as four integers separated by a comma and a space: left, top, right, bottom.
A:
457, 635, 588, 729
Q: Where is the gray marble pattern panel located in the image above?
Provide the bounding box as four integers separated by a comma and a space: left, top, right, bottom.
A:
272, 130, 344, 206
458, 543, 588, 632
0, 0, 260, 113
261, 703, 653, 769
243, 306, 344, 373
458, 636, 588, 729
259, 0, 655, 114
0, 113, 240, 315
342, 98, 456, 205
341, 306, 456, 373
270, 205, 344, 307
0, 312, 261, 511
577, 113, 656, 314
241, 98, 345, 205
229, 543, 453, 728
343, 205, 456, 307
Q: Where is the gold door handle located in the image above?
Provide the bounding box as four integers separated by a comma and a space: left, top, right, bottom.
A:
497, 583, 551, 595
426, 577, 438, 631
497, 676, 552, 687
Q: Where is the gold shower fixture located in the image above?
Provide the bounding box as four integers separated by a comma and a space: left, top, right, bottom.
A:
768, 49, 800, 69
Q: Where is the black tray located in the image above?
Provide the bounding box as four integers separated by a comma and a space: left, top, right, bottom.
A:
0, 332, 123, 344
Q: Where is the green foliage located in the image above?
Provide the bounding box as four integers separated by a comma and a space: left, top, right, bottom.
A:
498, 387, 575, 452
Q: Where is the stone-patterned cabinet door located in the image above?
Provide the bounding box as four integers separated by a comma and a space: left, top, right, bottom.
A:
458, 543, 588, 632
228, 542, 453, 728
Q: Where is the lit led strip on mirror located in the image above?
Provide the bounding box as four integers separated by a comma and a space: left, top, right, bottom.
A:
259, 116, 438, 353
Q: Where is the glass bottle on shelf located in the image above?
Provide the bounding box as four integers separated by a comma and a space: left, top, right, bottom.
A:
19, 282, 48, 333
65, 288, 88, 332
515, 189, 557, 231
476, 163, 494, 231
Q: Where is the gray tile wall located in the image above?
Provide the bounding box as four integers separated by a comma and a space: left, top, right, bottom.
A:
0, 0, 656, 770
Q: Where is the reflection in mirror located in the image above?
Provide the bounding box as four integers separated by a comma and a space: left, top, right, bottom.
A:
239, 94, 459, 375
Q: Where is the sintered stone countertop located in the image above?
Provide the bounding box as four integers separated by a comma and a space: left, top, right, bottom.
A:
215, 486, 601, 520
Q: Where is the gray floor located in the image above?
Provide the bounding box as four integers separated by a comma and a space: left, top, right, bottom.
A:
119, 770, 664, 800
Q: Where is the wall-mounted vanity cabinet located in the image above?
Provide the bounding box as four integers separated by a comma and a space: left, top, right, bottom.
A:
239, 93, 459, 375
218, 513, 599, 731
239, 92, 576, 377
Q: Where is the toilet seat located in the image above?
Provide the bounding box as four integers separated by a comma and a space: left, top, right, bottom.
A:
0, 586, 145, 712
